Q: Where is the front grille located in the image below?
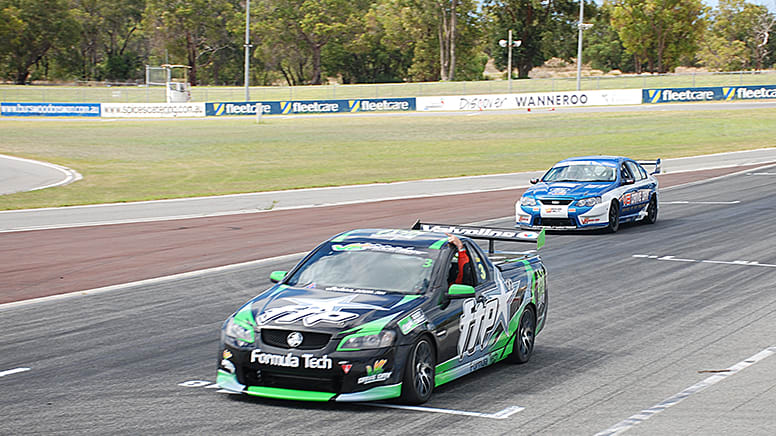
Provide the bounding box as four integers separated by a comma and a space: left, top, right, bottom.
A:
538, 198, 574, 206
538, 218, 575, 227
261, 329, 332, 350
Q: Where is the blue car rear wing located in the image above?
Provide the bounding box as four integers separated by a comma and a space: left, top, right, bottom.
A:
412, 220, 545, 254
638, 158, 662, 175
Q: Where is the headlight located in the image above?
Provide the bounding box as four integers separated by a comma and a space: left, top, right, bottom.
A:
576, 197, 602, 207
339, 330, 396, 350
520, 196, 536, 206
224, 318, 255, 344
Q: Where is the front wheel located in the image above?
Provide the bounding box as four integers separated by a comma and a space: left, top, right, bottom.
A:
643, 195, 658, 224
506, 308, 535, 364
401, 337, 435, 404
606, 201, 620, 233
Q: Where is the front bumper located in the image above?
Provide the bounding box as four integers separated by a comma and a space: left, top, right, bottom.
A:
216, 343, 410, 402
516, 201, 609, 230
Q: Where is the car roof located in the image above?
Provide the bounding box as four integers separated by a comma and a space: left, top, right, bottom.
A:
555, 155, 628, 165
328, 229, 452, 249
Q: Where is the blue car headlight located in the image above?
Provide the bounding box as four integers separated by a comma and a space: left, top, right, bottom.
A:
576, 197, 602, 207
224, 317, 255, 344
520, 195, 537, 206
339, 330, 396, 350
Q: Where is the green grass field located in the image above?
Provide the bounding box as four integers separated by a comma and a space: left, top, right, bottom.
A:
1, 106, 775, 211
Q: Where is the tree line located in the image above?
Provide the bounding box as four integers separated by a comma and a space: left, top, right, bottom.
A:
0, 0, 774, 86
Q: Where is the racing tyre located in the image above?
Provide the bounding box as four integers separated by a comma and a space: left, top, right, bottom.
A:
506, 308, 535, 364
644, 195, 658, 224
606, 201, 620, 233
401, 337, 435, 405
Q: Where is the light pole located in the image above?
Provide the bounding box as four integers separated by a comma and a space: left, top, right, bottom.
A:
244, 0, 252, 101
499, 30, 521, 93
576, 1, 593, 91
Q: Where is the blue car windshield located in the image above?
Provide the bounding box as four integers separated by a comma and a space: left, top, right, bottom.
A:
543, 163, 616, 182
285, 242, 441, 294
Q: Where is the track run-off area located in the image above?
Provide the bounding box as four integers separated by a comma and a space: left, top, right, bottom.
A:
1, 160, 775, 434
2, 101, 776, 434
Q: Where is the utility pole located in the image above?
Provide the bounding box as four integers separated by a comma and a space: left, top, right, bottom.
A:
244, 0, 252, 101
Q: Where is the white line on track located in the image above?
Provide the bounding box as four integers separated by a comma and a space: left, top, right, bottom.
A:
660, 200, 740, 205
359, 402, 524, 420
594, 346, 776, 436
0, 367, 31, 378
0, 252, 306, 311
747, 172, 776, 175
0, 154, 82, 193
632, 254, 776, 269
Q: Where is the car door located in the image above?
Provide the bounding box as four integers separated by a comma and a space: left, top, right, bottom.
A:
621, 160, 653, 219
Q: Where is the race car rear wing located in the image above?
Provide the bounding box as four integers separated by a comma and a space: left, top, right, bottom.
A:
637, 158, 661, 175
411, 221, 545, 254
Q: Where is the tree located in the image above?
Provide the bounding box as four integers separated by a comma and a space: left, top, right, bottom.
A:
0, 0, 79, 84
607, 0, 706, 73
484, 0, 578, 79
378, 0, 483, 82
145, 0, 241, 85
253, 0, 354, 85
583, 2, 632, 72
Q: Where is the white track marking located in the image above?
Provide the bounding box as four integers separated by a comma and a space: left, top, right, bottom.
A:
595, 346, 776, 436
0, 154, 82, 192
360, 402, 524, 419
747, 172, 776, 175
660, 201, 740, 205
0, 252, 306, 311
632, 254, 776, 269
0, 367, 31, 378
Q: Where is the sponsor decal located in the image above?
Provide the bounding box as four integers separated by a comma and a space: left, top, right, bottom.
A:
457, 272, 517, 359
398, 310, 427, 335
1, 102, 100, 117
518, 215, 531, 224
340, 362, 353, 374
370, 229, 422, 240
420, 224, 522, 240
514, 93, 588, 107
548, 188, 569, 195
350, 99, 413, 112
207, 102, 274, 116
220, 359, 235, 374
222, 350, 233, 359
358, 359, 392, 384
332, 242, 426, 256
458, 96, 508, 110
257, 295, 388, 327
250, 349, 332, 369
102, 102, 206, 117
579, 217, 601, 225
325, 286, 387, 296
731, 86, 776, 100
620, 189, 651, 206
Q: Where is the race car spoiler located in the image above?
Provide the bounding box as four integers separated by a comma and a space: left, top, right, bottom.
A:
412, 221, 545, 253
637, 158, 661, 175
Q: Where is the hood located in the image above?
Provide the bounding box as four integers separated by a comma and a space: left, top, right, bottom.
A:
239, 285, 426, 335
526, 181, 616, 199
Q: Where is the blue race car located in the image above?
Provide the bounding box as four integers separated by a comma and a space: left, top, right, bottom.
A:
516, 156, 660, 232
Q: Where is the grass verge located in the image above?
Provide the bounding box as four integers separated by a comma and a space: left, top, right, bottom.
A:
1, 106, 775, 210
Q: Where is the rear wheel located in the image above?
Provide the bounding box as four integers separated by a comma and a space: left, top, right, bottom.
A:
401, 337, 435, 404
506, 308, 535, 364
606, 201, 620, 233
644, 195, 658, 224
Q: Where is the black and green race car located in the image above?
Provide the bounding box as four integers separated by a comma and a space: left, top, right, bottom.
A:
217, 222, 548, 404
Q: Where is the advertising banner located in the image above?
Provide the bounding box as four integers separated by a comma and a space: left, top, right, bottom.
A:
206, 98, 415, 116
643, 85, 776, 103
1, 102, 100, 117
416, 89, 641, 111
101, 102, 206, 118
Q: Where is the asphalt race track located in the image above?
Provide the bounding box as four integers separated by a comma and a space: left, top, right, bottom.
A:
2, 164, 775, 435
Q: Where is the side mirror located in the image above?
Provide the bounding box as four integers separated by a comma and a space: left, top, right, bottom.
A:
447, 284, 476, 299
529, 178, 539, 184
269, 270, 288, 283
622, 177, 635, 185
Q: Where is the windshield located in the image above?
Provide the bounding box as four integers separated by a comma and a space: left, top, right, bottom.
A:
543, 163, 616, 182
285, 241, 440, 294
